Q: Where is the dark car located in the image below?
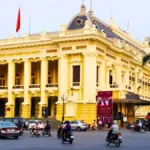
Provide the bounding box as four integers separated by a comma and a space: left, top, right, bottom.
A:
0, 122, 20, 139
0, 117, 26, 134
0, 117, 26, 127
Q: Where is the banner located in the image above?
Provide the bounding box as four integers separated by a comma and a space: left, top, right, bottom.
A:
97, 91, 113, 124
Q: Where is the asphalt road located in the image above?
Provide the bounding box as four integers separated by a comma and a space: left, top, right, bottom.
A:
0, 130, 150, 150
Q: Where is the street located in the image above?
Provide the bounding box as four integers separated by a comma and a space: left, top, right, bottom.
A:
0, 130, 150, 150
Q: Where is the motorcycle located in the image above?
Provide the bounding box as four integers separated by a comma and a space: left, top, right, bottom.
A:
106, 130, 122, 147
61, 131, 74, 144
132, 125, 146, 133
57, 127, 62, 139
30, 128, 41, 137
42, 129, 51, 137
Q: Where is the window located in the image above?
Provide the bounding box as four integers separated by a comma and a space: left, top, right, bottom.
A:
31, 72, 36, 84
73, 66, 80, 83
0, 74, 5, 86
48, 71, 52, 84
15, 73, 20, 85
96, 66, 99, 84
109, 70, 113, 84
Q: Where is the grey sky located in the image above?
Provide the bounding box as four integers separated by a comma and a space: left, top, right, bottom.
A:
0, 0, 149, 42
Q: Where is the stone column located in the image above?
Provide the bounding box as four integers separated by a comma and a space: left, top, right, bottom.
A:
38, 57, 48, 118
6, 60, 15, 117
99, 61, 106, 90
22, 58, 31, 118
83, 54, 97, 102
58, 55, 68, 102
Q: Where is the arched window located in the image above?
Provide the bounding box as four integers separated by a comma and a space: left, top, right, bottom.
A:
15, 73, 20, 85
0, 74, 5, 86
31, 72, 36, 84
48, 71, 52, 84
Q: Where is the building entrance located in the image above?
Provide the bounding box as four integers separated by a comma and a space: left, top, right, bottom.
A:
0, 98, 7, 117
31, 97, 40, 117
15, 98, 23, 117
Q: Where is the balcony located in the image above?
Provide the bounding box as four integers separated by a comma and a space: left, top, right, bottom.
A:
0, 86, 8, 95
46, 83, 58, 88
45, 83, 58, 94
29, 84, 41, 95
29, 84, 40, 88
12, 85, 24, 94
72, 82, 80, 87
110, 84, 119, 88
13, 85, 24, 89
0, 86, 7, 90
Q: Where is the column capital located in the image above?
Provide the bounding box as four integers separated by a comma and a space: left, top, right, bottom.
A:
58, 54, 66, 59
7, 59, 13, 63
40, 57, 47, 61
23, 58, 30, 62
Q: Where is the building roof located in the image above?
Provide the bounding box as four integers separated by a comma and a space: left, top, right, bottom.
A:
66, 4, 146, 54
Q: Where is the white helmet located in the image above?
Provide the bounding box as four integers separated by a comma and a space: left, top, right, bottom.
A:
113, 120, 117, 124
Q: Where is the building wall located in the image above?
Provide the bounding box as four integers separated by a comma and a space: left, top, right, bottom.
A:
0, 24, 149, 122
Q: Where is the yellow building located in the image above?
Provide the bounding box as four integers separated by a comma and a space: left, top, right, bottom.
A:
0, 4, 150, 124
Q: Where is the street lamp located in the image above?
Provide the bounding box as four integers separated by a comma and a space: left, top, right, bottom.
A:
61, 94, 67, 122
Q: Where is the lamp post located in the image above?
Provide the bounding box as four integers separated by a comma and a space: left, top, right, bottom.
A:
61, 94, 67, 122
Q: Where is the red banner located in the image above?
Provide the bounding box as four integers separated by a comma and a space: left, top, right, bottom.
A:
97, 91, 113, 124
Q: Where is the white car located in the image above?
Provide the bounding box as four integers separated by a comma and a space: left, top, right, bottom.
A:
26, 120, 45, 130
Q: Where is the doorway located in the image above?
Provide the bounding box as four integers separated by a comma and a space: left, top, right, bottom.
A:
15, 98, 23, 117
0, 98, 7, 117
48, 96, 57, 117
31, 97, 40, 117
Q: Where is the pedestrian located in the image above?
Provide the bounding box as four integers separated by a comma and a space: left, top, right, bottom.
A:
98, 119, 102, 130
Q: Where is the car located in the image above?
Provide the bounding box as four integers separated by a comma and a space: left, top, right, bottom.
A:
0, 122, 20, 139
26, 120, 45, 130
0, 117, 26, 128
69, 120, 89, 131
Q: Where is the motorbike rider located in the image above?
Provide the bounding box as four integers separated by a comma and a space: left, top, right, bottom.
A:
62, 121, 71, 139
138, 120, 142, 131
108, 120, 119, 140
45, 120, 51, 132
32, 122, 39, 135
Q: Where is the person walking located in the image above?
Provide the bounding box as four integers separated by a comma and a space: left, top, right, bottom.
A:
98, 120, 102, 130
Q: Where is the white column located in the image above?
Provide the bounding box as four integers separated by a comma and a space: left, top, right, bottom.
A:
83, 54, 97, 102
40, 57, 48, 104
58, 55, 68, 102
8, 60, 15, 104
99, 61, 106, 90
24, 58, 31, 104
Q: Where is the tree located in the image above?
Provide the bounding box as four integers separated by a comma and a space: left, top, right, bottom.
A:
142, 53, 150, 66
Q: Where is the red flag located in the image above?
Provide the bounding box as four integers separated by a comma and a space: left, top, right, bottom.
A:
16, 7, 21, 32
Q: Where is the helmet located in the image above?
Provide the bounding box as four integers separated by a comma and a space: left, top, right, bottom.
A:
113, 120, 117, 124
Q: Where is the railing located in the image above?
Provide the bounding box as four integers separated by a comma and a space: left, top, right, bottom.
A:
72, 82, 80, 86
110, 84, 119, 88
29, 84, 40, 88
0, 86, 8, 90
13, 85, 24, 89
46, 83, 58, 88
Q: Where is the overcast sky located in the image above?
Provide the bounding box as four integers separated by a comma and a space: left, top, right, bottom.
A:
0, 0, 150, 42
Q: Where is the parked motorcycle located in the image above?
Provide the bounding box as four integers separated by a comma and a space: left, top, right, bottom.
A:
106, 131, 122, 147
61, 131, 74, 144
